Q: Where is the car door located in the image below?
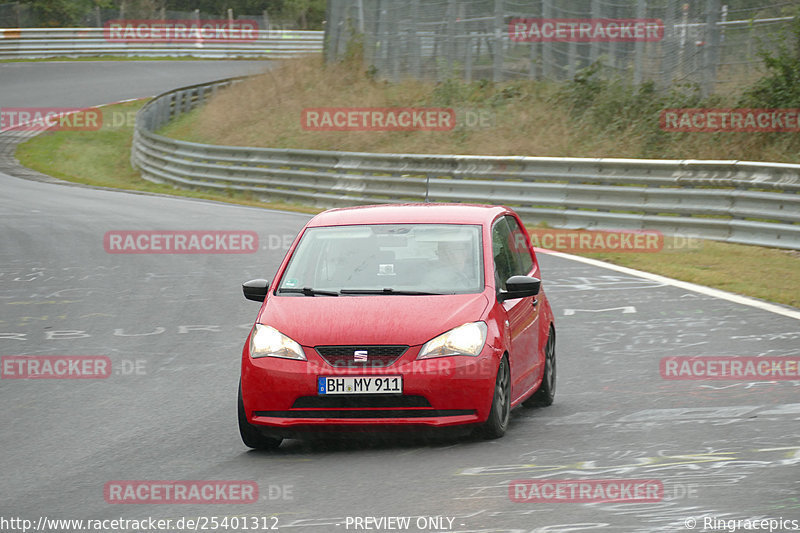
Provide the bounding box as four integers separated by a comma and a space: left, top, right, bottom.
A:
492, 216, 541, 401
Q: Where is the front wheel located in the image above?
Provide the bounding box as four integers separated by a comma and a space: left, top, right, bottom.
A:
480, 355, 511, 439
238, 383, 282, 450
524, 329, 556, 407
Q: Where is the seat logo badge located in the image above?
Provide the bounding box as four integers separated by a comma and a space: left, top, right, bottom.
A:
354, 350, 368, 362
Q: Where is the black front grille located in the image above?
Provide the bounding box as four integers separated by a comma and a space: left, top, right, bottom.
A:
293, 395, 431, 409
315, 345, 408, 368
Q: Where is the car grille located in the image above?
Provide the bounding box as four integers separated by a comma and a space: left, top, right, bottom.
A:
315, 345, 408, 368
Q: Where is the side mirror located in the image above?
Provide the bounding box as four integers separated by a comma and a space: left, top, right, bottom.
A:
242, 279, 269, 302
498, 275, 540, 302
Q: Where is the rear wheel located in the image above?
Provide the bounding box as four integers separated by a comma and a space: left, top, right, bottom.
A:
481, 355, 511, 439
238, 383, 282, 450
524, 329, 556, 407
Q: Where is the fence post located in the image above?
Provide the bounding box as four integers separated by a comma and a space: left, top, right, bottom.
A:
387, 2, 399, 81
702, 0, 721, 97
356, 0, 365, 33
567, 40, 577, 79
493, 0, 504, 82
375, 0, 388, 78
660, 0, 678, 88
410, 0, 421, 78
590, 0, 601, 64
528, 39, 538, 80
633, 0, 646, 85
323, 0, 336, 62
466, 35, 473, 81
443, 0, 456, 80
542, 0, 553, 79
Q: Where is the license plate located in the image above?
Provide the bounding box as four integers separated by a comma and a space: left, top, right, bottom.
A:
318, 376, 403, 395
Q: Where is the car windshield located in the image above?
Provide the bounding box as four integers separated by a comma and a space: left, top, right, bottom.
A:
277, 224, 483, 295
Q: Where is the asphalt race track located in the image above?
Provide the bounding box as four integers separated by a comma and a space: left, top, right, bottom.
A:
1, 61, 799, 533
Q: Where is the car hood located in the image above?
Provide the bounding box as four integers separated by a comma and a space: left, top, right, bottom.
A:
258, 292, 491, 347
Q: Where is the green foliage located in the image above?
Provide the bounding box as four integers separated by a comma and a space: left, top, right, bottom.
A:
739, 13, 800, 107
430, 79, 467, 106
164, 0, 326, 28
17, 0, 326, 29
18, 0, 99, 27
557, 62, 720, 137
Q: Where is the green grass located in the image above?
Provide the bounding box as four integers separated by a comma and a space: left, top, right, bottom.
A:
14, 92, 800, 309
14, 100, 322, 214
582, 240, 800, 309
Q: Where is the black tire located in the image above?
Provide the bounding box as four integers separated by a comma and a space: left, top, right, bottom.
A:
481, 355, 511, 439
524, 328, 556, 407
238, 383, 282, 450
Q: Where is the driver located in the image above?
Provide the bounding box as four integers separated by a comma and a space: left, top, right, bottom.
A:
423, 239, 476, 290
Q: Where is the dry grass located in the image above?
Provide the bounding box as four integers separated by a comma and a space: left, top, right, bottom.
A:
164, 58, 629, 157
161, 56, 800, 164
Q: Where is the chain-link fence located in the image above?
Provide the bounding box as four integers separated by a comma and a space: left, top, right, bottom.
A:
325, 0, 798, 95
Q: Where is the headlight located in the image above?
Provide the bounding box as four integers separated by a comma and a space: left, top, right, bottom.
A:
418, 321, 488, 359
249, 324, 306, 360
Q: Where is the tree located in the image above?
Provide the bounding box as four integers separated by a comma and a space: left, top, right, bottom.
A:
17, 0, 99, 27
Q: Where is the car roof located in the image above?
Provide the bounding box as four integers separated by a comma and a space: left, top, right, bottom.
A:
306, 203, 511, 227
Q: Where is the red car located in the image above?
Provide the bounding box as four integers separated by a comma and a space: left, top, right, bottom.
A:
238, 204, 556, 449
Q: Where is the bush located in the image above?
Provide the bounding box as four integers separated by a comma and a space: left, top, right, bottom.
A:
739, 13, 800, 107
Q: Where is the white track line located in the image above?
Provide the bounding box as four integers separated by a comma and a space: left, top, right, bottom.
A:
536, 248, 800, 321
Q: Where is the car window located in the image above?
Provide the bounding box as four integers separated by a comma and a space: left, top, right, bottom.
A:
492, 218, 516, 290
278, 224, 484, 294
493, 216, 534, 291
505, 216, 534, 275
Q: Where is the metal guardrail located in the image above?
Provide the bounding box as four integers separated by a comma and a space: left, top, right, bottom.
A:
132, 79, 800, 250
0, 27, 322, 59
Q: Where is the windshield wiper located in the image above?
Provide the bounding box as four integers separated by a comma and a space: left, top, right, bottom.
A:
279, 287, 339, 297
340, 288, 444, 295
